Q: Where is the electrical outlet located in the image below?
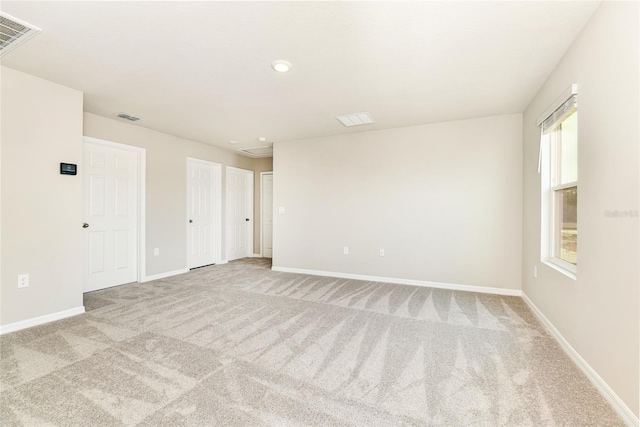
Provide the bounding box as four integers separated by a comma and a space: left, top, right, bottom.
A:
343, 246, 349, 255
154, 248, 160, 256
18, 274, 29, 288
278, 207, 286, 214
379, 249, 385, 257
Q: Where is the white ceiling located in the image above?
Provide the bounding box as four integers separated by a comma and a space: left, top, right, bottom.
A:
1, 1, 600, 153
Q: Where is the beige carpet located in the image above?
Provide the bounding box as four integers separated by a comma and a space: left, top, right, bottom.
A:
0, 258, 623, 426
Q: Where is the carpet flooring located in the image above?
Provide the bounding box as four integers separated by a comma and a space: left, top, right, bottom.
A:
0, 258, 623, 426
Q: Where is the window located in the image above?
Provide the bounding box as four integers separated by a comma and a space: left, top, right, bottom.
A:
540, 88, 578, 277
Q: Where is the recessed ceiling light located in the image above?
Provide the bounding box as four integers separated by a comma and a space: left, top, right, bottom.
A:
257, 137, 267, 142
228, 140, 238, 145
271, 60, 292, 73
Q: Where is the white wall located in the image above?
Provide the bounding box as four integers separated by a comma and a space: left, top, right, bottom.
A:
273, 114, 523, 291
522, 1, 638, 417
1, 67, 84, 326
83, 113, 258, 275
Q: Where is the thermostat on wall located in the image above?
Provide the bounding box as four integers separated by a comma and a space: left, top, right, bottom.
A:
60, 163, 77, 175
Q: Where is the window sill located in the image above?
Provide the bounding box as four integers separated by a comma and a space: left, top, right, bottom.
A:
542, 259, 577, 281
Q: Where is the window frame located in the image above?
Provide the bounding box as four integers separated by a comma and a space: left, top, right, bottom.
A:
538, 85, 578, 279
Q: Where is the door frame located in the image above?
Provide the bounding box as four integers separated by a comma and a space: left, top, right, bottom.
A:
186, 157, 222, 268
260, 171, 274, 258
82, 136, 146, 284
226, 166, 254, 260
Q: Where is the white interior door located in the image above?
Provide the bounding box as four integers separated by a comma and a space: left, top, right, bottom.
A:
187, 158, 221, 269
226, 166, 253, 261
83, 141, 139, 292
262, 172, 273, 258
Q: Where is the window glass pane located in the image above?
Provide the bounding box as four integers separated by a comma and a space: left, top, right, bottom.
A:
554, 186, 577, 265
559, 110, 578, 184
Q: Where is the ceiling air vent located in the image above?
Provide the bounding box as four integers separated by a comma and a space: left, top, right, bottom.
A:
336, 112, 375, 127
238, 146, 273, 158
0, 12, 41, 57
115, 113, 141, 122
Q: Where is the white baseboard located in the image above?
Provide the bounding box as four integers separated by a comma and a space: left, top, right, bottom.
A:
271, 266, 521, 296
142, 268, 189, 282
0, 306, 85, 335
522, 292, 638, 427
217, 259, 229, 265
250, 253, 262, 258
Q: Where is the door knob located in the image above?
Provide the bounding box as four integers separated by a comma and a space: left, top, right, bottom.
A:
189, 219, 193, 223
245, 218, 250, 222
82, 223, 89, 228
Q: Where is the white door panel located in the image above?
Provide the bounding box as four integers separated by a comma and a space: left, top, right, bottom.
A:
187, 159, 221, 269
262, 173, 273, 258
226, 167, 253, 261
83, 142, 138, 292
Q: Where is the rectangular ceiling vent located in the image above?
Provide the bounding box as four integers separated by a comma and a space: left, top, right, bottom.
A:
238, 146, 273, 158
0, 12, 41, 57
115, 113, 141, 122
336, 112, 375, 127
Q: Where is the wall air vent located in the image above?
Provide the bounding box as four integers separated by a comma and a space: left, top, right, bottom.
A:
336, 112, 375, 127
0, 12, 41, 57
238, 146, 273, 158
115, 113, 141, 122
